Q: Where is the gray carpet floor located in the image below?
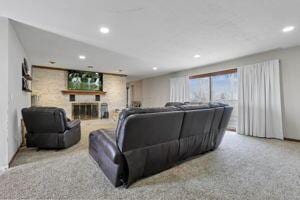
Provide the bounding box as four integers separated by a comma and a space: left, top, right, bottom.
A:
0, 130, 300, 199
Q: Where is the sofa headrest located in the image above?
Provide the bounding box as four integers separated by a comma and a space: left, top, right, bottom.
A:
118, 106, 181, 121
183, 101, 203, 105
179, 104, 210, 110
166, 101, 228, 108
165, 102, 185, 107
208, 102, 229, 108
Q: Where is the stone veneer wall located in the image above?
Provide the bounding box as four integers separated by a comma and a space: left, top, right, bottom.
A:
32, 67, 127, 119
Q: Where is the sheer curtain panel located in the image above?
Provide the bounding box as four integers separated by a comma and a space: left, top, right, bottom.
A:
170, 76, 189, 102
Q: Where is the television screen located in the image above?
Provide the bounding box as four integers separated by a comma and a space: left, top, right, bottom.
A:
68, 70, 103, 91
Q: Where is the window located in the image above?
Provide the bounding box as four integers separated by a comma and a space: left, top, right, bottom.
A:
189, 69, 238, 130
189, 77, 210, 102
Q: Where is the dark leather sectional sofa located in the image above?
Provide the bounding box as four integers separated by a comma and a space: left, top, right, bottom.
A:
22, 107, 81, 149
89, 102, 233, 187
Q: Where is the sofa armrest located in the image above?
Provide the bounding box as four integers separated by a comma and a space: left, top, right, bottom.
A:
89, 130, 123, 164
67, 119, 80, 129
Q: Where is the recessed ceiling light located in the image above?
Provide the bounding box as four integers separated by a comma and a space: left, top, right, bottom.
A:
49, 60, 56, 64
194, 54, 201, 58
282, 26, 295, 33
79, 55, 86, 60
153, 67, 158, 70
99, 27, 110, 34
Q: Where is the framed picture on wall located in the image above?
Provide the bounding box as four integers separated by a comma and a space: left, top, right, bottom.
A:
22, 58, 32, 92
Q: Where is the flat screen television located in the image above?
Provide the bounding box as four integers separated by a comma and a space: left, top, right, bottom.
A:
68, 70, 103, 91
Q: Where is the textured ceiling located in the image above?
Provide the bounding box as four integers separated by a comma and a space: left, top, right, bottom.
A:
1, 0, 300, 80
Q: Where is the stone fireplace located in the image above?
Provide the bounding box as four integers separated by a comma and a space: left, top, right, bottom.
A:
72, 103, 99, 120
31, 66, 127, 119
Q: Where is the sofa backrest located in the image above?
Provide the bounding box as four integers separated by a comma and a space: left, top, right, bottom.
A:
22, 107, 68, 134
116, 107, 184, 152
214, 106, 233, 148
178, 105, 216, 138
116, 104, 233, 185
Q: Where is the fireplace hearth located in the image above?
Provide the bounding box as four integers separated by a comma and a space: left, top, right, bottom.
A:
72, 103, 99, 120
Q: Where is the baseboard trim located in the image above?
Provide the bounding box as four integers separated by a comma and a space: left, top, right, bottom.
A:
8, 145, 21, 168
284, 138, 300, 142
0, 165, 8, 172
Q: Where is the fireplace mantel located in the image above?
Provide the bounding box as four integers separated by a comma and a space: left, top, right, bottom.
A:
61, 90, 107, 95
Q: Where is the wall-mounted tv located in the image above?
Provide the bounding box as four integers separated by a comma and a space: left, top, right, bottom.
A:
68, 70, 103, 91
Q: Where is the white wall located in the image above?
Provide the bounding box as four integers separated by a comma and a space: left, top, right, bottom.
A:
0, 17, 31, 170
7, 21, 31, 162
0, 17, 9, 170
135, 46, 300, 140
142, 76, 170, 107
128, 80, 143, 104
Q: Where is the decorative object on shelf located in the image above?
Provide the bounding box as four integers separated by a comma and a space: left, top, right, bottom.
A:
131, 101, 142, 108
22, 58, 32, 92
22, 58, 28, 76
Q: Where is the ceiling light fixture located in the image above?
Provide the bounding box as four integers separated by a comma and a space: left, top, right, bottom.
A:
79, 55, 86, 60
194, 54, 201, 58
99, 27, 110, 34
87, 66, 93, 69
153, 67, 158, 70
282, 26, 295, 33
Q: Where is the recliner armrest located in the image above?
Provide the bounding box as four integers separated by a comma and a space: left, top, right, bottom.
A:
67, 119, 81, 129
89, 130, 123, 164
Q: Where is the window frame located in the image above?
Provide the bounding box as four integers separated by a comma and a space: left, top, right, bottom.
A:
189, 69, 237, 100
189, 68, 238, 132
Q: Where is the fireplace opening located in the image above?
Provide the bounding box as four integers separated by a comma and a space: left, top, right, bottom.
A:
72, 103, 99, 120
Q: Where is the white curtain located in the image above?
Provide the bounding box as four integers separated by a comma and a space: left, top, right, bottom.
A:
238, 59, 283, 139
170, 76, 189, 102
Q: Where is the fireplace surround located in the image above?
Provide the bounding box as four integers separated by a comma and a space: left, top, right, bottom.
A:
72, 103, 99, 120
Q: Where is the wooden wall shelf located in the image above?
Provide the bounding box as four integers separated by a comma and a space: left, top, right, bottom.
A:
61, 90, 106, 95
23, 89, 32, 93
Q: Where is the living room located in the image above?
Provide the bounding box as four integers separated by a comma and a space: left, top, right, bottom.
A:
0, 1, 300, 199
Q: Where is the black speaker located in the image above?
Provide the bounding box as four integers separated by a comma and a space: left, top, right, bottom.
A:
69, 94, 75, 102
95, 95, 100, 101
